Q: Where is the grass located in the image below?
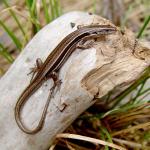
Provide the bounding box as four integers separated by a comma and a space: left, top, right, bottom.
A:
92, 0, 97, 14
70, 2, 149, 148
111, 67, 149, 108
49, 0, 62, 21
0, 19, 22, 51
25, 0, 61, 34
100, 126, 115, 150
137, 15, 150, 38
0, 0, 150, 149
26, 0, 41, 33
0, 43, 14, 63
0, 0, 61, 64
42, 0, 51, 23
3, 0, 28, 42
108, 12, 150, 109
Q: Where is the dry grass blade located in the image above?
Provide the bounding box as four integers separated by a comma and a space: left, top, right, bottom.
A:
1, 6, 40, 26
113, 138, 143, 149
66, 141, 76, 150
0, 6, 29, 20
56, 133, 127, 150
1, 5, 17, 13
112, 122, 150, 136
103, 103, 150, 129
49, 144, 56, 150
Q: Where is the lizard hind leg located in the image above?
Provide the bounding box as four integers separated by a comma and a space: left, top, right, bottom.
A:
51, 71, 62, 92
50, 72, 68, 112
28, 58, 43, 83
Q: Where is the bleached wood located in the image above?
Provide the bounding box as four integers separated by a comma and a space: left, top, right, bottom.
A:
0, 11, 149, 150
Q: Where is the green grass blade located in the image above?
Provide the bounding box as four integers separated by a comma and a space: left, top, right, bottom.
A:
26, 0, 37, 13
138, 88, 150, 97
131, 15, 150, 103
42, 0, 50, 23
99, 128, 109, 150
49, 0, 61, 21
0, 19, 22, 50
57, 0, 62, 16
3, 0, 28, 42
137, 16, 150, 38
100, 127, 115, 150
111, 68, 150, 108
92, 0, 97, 14
26, 0, 33, 8
31, 0, 37, 12
101, 102, 144, 118
26, 0, 40, 33
0, 43, 14, 63
132, 78, 148, 103
31, 0, 41, 32
49, 0, 55, 21
53, 0, 58, 18
53, 0, 61, 18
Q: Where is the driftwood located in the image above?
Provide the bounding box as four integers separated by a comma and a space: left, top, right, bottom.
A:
0, 11, 149, 150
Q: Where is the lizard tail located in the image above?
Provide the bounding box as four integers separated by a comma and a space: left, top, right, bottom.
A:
14, 78, 53, 134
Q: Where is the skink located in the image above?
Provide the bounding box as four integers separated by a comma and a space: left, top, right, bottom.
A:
15, 24, 117, 134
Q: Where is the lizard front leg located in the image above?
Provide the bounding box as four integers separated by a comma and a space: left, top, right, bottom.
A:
28, 58, 43, 82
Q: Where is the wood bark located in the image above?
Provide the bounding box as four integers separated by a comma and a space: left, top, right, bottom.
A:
0, 11, 149, 150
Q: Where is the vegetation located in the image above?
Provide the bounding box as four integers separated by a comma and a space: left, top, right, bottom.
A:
0, 0, 149, 149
